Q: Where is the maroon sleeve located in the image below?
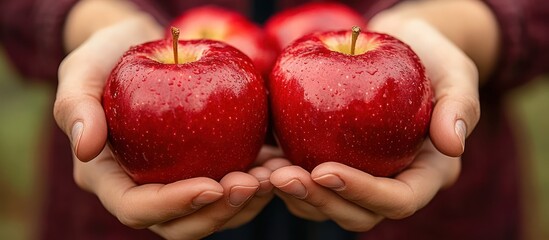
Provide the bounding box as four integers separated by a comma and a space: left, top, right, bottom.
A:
0, 0, 249, 81
0, 0, 175, 81
483, 0, 549, 91
357, 0, 549, 91
0, 0, 78, 80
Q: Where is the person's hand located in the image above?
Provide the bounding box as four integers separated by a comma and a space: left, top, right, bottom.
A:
267, 0, 498, 230
53, 12, 279, 239
269, 19, 473, 231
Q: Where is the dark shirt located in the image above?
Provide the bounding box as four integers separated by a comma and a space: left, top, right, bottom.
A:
1, 0, 548, 239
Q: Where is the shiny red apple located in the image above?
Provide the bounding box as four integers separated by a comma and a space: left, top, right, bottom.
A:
265, 2, 367, 52
103, 29, 268, 184
167, 5, 276, 77
269, 27, 433, 177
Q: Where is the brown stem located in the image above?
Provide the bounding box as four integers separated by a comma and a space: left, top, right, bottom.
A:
171, 27, 180, 64
351, 26, 360, 55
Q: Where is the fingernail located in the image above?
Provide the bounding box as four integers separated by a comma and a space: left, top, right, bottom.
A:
277, 179, 308, 199
229, 185, 258, 207
71, 121, 84, 154
455, 119, 466, 152
313, 174, 345, 191
192, 191, 223, 208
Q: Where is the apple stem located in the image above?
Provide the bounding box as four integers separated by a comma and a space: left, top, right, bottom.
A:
351, 26, 360, 55
171, 26, 180, 64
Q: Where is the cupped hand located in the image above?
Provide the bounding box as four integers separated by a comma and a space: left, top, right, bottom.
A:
269, 14, 481, 231
53, 15, 279, 239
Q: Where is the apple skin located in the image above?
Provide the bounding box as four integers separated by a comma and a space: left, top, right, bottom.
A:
265, 2, 367, 52
269, 30, 433, 177
167, 5, 277, 77
103, 39, 268, 184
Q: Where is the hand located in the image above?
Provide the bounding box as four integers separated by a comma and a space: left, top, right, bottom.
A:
269, 8, 486, 231
53, 15, 278, 239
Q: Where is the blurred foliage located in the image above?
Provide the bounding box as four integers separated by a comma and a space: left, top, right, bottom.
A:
0, 48, 52, 240
508, 77, 549, 240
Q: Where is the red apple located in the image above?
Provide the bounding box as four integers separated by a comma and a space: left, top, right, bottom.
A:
103, 29, 268, 184
167, 5, 276, 77
269, 27, 433, 177
265, 2, 367, 52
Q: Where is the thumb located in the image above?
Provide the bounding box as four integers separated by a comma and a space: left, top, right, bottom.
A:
429, 67, 480, 157
53, 40, 113, 162
369, 19, 481, 157
403, 22, 481, 157
414, 26, 480, 157
53, 18, 164, 162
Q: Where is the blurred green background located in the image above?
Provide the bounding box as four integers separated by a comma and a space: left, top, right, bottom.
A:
0, 47, 548, 239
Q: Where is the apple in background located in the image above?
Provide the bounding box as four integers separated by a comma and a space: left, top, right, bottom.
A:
103, 28, 268, 184
167, 5, 276, 77
265, 2, 367, 52
269, 27, 433, 177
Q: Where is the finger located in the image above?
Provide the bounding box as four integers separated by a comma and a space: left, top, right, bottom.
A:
150, 172, 259, 240
222, 192, 274, 230
76, 150, 225, 229
221, 166, 275, 229
262, 157, 293, 171
271, 166, 383, 232
248, 165, 274, 196
250, 159, 323, 224
271, 166, 328, 221
253, 158, 292, 196
311, 140, 460, 220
